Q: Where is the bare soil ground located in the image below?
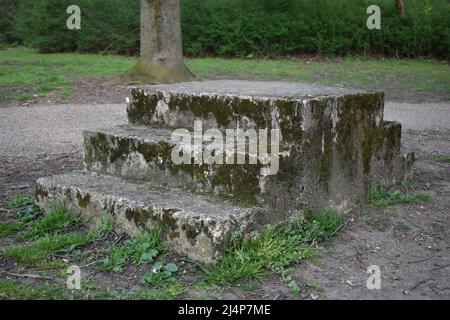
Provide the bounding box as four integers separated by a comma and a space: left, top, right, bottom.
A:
0, 76, 129, 109
0, 79, 449, 300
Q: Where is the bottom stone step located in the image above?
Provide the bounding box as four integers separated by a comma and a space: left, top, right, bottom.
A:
36, 171, 258, 264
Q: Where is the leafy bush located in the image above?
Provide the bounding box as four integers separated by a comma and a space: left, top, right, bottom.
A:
9, 0, 450, 59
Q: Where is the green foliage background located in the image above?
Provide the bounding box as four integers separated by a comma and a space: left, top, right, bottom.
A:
2, 0, 449, 59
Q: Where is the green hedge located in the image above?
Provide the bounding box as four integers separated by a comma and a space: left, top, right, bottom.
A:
6, 0, 450, 59
13, 0, 139, 54
0, 0, 21, 46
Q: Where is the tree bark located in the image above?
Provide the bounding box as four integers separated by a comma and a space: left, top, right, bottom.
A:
396, 0, 405, 17
128, 0, 194, 83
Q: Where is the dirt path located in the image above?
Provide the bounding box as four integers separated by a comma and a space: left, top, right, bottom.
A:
0, 101, 449, 299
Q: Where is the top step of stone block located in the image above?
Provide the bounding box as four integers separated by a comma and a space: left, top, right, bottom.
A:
129, 80, 373, 100
127, 81, 384, 142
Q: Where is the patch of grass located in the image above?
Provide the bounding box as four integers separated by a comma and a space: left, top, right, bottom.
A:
101, 226, 165, 273
308, 282, 326, 293
3, 232, 89, 268
396, 223, 410, 232
86, 214, 116, 240
36, 85, 55, 95
126, 282, 185, 300
1, 48, 449, 103
0, 221, 22, 238
404, 180, 417, 192
281, 268, 301, 295
386, 208, 398, 218
15, 204, 41, 222
433, 155, 450, 163
416, 194, 432, 202
7, 196, 34, 207
188, 57, 450, 100
18, 203, 80, 240
202, 209, 343, 286
60, 87, 71, 99
17, 94, 29, 102
0, 279, 65, 300
193, 294, 219, 300
0, 278, 121, 300
372, 221, 388, 232
0, 48, 134, 101
366, 184, 431, 207
3, 215, 114, 268
193, 282, 222, 292
0, 197, 43, 238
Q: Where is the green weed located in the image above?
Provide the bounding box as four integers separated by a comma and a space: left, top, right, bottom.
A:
19, 203, 80, 240
366, 184, 431, 207
101, 227, 165, 273
202, 209, 343, 286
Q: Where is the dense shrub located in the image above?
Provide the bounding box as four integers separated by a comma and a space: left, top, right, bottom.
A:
0, 0, 21, 45
14, 0, 139, 54
8, 0, 450, 59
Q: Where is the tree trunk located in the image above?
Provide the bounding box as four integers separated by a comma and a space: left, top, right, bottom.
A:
396, 0, 405, 17
128, 0, 194, 83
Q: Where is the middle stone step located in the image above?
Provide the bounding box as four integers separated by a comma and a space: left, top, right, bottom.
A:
83, 125, 296, 213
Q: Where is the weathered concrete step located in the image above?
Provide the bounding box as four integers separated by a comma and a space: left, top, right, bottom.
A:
83, 125, 293, 207
35, 171, 260, 264
127, 80, 384, 143
83, 118, 410, 215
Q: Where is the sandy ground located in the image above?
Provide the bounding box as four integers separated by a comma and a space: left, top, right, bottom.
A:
0, 101, 449, 299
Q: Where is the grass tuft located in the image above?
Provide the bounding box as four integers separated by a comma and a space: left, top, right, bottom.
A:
18, 203, 80, 240
3, 232, 89, 267
126, 282, 185, 300
0, 221, 22, 238
0, 278, 121, 300
0, 279, 64, 300
202, 209, 343, 286
101, 226, 165, 273
434, 155, 450, 163
3, 213, 115, 268
7, 196, 34, 207
86, 214, 116, 240
366, 184, 431, 207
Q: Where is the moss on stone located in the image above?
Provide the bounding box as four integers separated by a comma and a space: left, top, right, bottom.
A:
125, 207, 153, 230
275, 99, 302, 142
161, 208, 179, 230
128, 89, 160, 125
333, 93, 385, 175
210, 164, 261, 207
35, 184, 49, 200
127, 58, 194, 86
76, 192, 91, 210
183, 223, 200, 246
